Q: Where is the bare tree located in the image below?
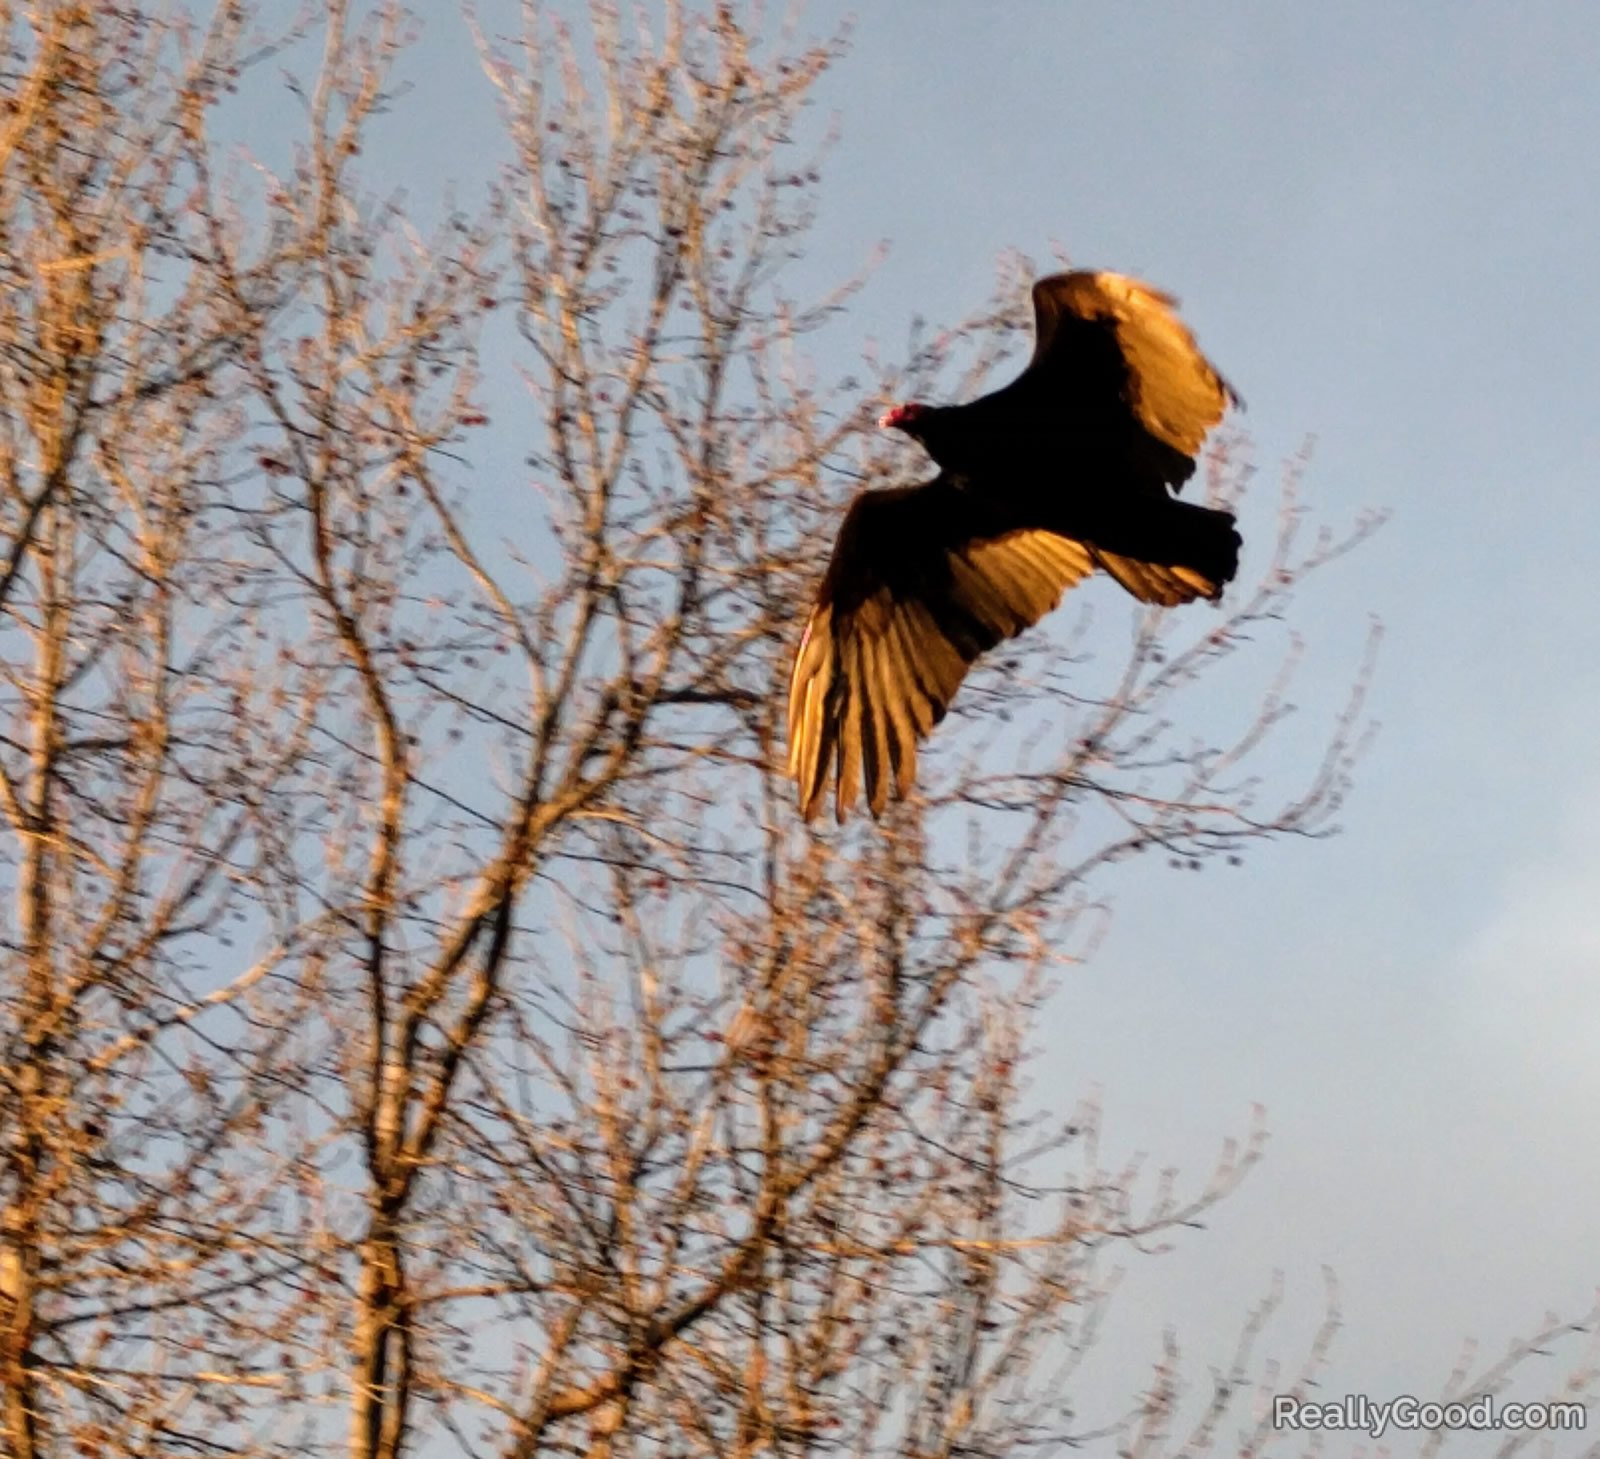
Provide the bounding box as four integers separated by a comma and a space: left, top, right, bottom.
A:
1, 4, 1593, 1459
0, 4, 350, 1454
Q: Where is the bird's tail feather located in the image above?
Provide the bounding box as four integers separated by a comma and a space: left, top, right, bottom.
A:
1082, 499, 1240, 605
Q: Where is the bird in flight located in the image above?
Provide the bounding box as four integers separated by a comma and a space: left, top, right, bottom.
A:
787, 269, 1242, 823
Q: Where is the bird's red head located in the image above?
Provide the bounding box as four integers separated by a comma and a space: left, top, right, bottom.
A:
878, 401, 926, 433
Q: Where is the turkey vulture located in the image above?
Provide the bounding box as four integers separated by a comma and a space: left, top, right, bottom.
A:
787, 270, 1241, 822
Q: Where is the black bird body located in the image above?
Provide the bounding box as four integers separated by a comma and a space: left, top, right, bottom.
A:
789, 270, 1243, 822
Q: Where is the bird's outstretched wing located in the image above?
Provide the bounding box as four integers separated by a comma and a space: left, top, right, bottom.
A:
1025, 270, 1240, 491
787, 477, 1096, 822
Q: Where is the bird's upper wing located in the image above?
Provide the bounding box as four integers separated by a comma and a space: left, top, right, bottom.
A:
787, 478, 1095, 822
1025, 270, 1240, 487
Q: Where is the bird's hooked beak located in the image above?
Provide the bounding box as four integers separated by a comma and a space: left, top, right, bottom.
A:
878, 402, 923, 433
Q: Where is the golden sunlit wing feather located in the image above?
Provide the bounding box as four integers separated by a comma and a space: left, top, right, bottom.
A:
1029, 270, 1240, 468
787, 481, 1097, 822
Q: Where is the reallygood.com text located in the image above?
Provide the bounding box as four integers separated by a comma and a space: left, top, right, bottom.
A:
1274, 1395, 1586, 1440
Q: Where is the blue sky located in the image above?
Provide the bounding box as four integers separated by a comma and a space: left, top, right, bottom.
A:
774, 0, 1600, 1426
354, 0, 1600, 1437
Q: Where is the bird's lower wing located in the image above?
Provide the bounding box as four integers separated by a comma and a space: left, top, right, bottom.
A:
788, 488, 1096, 822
